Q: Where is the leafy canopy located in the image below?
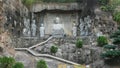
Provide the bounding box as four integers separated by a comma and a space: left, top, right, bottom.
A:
37, 59, 48, 68
50, 45, 58, 54
75, 39, 83, 48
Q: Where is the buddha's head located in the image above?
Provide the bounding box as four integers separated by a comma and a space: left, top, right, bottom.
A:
55, 17, 60, 24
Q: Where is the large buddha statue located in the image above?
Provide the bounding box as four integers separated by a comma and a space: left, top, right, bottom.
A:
52, 17, 64, 37
53, 17, 63, 30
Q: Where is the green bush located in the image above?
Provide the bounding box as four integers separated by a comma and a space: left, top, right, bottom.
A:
41, 0, 76, 3
101, 50, 120, 58
22, 0, 35, 7
97, 36, 108, 47
113, 37, 120, 45
101, 27, 120, 60
104, 45, 116, 49
37, 59, 48, 68
50, 46, 58, 54
113, 12, 120, 23
13, 62, 24, 68
99, 0, 109, 5
110, 28, 120, 45
110, 30, 120, 38
100, 5, 114, 12
75, 39, 83, 48
0, 57, 15, 68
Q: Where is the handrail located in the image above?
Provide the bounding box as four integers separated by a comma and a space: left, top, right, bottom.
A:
29, 36, 53, 49
15, 36, 80, 65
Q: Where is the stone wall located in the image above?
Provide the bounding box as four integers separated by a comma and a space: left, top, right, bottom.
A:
32, 3, 82, 12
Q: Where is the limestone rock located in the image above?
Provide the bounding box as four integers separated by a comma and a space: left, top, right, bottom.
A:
32, 3, 82, 12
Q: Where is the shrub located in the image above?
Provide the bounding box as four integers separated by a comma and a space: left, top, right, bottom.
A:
110, 28, 120, 45
99, 0, 109, 5
113, 12, 120, 23
0, 57, 15, 68
110, 30, 120, 38
22, 0, 35, 8
100, 5, 114, 12
50, 46, 58, 54
41, 0, 76, 3
13, 62, 24, 68
113, 37, 120, 45
37, 59, 48, 68
75, 39, 83, 48
104, 45, 116, 49
101, 50, 120, 58
101, 27, 120, 61
97, 36, 108, 47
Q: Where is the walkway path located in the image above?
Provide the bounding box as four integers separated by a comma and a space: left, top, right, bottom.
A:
15, 36, 79, 65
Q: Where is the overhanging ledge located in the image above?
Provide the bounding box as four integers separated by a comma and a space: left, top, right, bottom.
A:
32, 3, 83, 13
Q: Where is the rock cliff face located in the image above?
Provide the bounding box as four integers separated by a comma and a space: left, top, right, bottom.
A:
0, 0, 119, 68
32, 3, 82, 12
0, 0, 14, 57
0, 0, 28, 56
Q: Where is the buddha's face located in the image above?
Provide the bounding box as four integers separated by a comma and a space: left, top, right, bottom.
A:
41, 24, 43, 27
55, 17, 60, 24
33, 20, 35, 23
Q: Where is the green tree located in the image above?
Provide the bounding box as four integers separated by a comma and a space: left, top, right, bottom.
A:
97, 36, 108, 47
41, 0, 76, 3
99, 0, 109, 5
113, 12, 120, 24
0, 57, 15, 68
75, 39, 83, 48
101, 27, 120, 60
50, 46, 58, 54
22, 0, 35, 8
110, 27, 120, 45
12, 62, 24, 68
37, 60, 48, 68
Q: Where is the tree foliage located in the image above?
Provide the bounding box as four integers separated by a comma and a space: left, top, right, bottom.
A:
75, 39, 83, 48
50, 46, 58, 54
104, 45, 116, 49
37, 60, 48, 68
110, 27, 120, 45
0, 57, 15, 68
113, 12, 120, 23
41, 0, 76, 3
97, 36, 108, 47
99, 0, 109, 5
22, 0, 35, 8
99, 0, 120, 12
101, 50, 120, 58
13, 62, 24, 68
101, 27, 120, 60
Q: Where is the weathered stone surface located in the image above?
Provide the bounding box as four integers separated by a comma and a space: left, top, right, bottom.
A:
35, 38, 103, 64
32, 3, 82, 12
0, 43, 15, 57
1, 0, 120, 68
94, 8, 117, 35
